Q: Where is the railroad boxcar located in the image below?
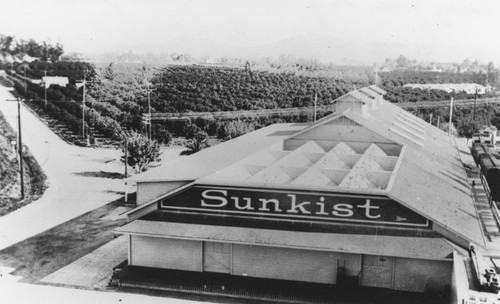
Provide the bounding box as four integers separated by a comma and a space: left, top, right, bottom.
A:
479, 154, 500, 202
471, 142, 489, 166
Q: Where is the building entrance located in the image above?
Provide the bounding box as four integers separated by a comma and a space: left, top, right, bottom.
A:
203, 241, 231, 273
361, 255, 394, 288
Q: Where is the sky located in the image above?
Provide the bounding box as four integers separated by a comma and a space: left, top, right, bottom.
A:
1, 0, 500, 64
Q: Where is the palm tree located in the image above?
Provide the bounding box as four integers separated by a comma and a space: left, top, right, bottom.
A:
180, 131, 209, 156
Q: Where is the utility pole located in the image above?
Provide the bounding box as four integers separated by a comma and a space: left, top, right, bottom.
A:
79, 78, 96, 143
473, 87, 478, 124
23, 66, 27, 94
449, 97, 454, 137
313, 92, 317, 122
17, 98, 25, 199
44, 70, 47, 107
146, 81, 152, 139
124, 135, 129, 203
82, 79, 86, 139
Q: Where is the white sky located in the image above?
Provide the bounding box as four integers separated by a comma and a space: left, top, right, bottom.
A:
1, 0, 500, 63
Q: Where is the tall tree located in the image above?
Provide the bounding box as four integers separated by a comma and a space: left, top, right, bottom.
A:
48, 42, 64, 62
121, 131, 162, 173
395, 55, 410, 68
180, 131, 209, 156
103, 62, 116, 81
0, 35, 14, 52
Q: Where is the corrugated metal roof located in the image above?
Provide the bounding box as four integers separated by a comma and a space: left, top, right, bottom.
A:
115, 221, 458, 260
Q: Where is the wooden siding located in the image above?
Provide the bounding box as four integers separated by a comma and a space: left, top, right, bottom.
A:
231, 244, 361, 284
393, 257, 452, 292
203, 242, 232, 273
130, 235, 202, 271
360, 255, 394, 288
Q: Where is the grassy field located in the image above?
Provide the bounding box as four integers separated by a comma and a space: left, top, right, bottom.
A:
0, 195, 133, 283
0, 110, 47, 215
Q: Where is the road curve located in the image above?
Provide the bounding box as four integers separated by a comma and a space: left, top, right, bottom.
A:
0, 86, 125, 250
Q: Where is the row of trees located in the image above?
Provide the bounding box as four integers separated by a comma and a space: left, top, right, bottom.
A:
379, 69, 498, 104
150, 65, 362, 113
20, 60, 499, 142
0, 34, 64, 62
10, 58, 500, 174
7, 67, 162, 173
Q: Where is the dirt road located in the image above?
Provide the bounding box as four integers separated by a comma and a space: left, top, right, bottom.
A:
0, 86, 125, 250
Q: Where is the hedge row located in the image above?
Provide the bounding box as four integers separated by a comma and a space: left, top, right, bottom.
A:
26, 99, 86, 135
10, 75, 123, 140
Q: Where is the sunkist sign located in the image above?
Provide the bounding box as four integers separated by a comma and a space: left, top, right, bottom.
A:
159, 185, 430, 228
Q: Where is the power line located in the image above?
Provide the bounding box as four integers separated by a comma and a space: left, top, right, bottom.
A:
17, 98, 24, 199
142, 105, 335, 122
141, 96, 500, 123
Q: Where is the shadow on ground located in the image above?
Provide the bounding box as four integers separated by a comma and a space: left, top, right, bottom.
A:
0, 193, 135, 283
74, 171, 124, 179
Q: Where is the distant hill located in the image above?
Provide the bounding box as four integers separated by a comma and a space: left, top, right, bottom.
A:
85, 32, 496, 65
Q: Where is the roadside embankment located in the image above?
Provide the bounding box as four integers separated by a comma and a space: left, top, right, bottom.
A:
0, 110, 46, 215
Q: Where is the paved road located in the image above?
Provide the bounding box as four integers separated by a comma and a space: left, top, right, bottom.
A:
0, 86, 125, 250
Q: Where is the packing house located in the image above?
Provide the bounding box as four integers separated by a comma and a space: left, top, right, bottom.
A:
113, 86, 494, 301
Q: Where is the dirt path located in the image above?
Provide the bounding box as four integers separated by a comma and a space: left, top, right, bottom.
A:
0, 86, 124, 250
40, 236, 128, 288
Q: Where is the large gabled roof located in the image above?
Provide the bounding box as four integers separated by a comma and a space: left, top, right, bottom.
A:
126, 87, 483, 246
199, 113, 402, 194
337, 101, 483, 244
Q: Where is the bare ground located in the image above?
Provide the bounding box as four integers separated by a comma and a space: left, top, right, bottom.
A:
0, 196, 132, 283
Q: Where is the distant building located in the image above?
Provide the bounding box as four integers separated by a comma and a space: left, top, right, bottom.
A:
42, 76, 69, 88
403, 83, 490, 95
21, 54, 38, 63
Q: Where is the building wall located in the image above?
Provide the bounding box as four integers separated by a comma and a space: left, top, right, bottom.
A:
451, 252, 469, 304
127, 235, 452, 293
394, 257, 452, 292
336, 98, 363, 114
231, 244, 361, 284
136, 181, 187, 205
130, 235, 202, 271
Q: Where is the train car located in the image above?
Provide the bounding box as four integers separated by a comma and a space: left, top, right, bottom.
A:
472, 133, 481, 144
479, 154, 500, 202
471, 142, 490, 166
